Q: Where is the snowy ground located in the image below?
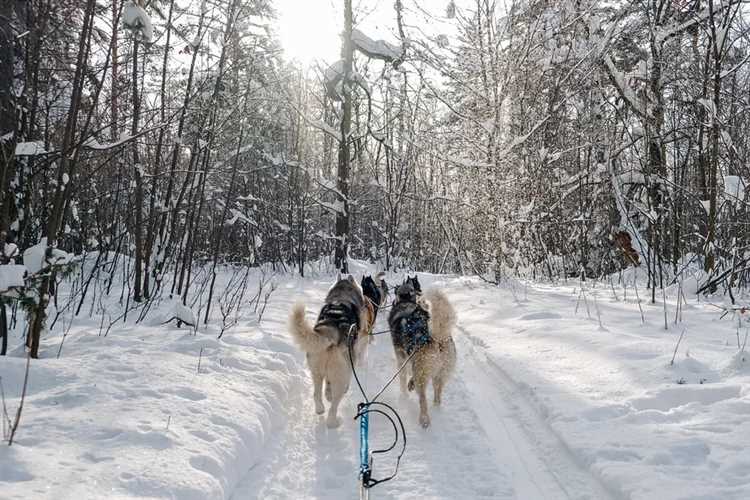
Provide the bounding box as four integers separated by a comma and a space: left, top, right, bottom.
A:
1, 263, 749, 499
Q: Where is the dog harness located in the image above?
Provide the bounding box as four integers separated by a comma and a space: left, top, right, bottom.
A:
318, 302, 360, 344
400, 307, 431, 355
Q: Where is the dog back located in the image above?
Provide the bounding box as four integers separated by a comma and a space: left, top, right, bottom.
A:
315, 278, 366, 345
388, 300, 431, 355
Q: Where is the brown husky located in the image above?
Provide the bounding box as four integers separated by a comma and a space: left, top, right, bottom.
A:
289, 276, 372, 428
388, 282, 457, 428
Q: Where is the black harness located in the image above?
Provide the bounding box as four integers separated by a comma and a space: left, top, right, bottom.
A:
318, 302, 360, 344
397, 304, 431, 355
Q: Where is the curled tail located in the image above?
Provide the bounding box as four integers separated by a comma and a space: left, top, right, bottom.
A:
423, 289, 456, 342
289, 302, 334, 353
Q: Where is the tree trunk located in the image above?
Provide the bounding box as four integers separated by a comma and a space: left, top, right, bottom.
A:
334, 0, 353, 273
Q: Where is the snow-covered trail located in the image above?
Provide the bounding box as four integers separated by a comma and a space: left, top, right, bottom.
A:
3, 267, 748, 500
231, 306, 512, 498
231, 277, 613, 500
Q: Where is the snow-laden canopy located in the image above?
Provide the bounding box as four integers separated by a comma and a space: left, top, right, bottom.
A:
123, 1, 153, 43
351, 29, 402, 63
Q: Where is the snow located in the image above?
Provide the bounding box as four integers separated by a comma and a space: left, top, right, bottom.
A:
122, 1, 153, 43
351, 29, 402, 62
0, 264, 26, 294
162, 298, 198, 326
14, 141, 46, 156
225, 208, 257, 227
1, 263, 749, 499
83, 133, 133, 151
604, 55, 647, 118
22, 239, 48, 274
723, 175, 747, 205
319, 200, 345, 215
22, 239, 75, 275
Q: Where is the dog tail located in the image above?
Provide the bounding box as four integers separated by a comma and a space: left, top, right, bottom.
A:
289, 302, 334, 353
423, 289, 456, 342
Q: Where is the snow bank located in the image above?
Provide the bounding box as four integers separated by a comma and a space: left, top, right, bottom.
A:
0, 275, 303, 499
454, 278, 750, 500
0, 333, 300, 499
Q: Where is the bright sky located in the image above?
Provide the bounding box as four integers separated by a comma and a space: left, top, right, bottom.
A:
275, 0, 423, 66
275, 1, 473, 68
276, 0, 344, 65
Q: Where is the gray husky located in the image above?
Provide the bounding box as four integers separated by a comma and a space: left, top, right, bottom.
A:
289, 276, 372, 428
388, 280, 456, 428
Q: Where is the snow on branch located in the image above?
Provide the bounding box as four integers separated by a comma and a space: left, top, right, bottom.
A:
15, 141, 47, 156
225, 208, 257, 227
603, 55, 648, 120
83, 124, 167, 151
0, 264, 27, 297
351, 29, 402, 63
123, 1, 153, 43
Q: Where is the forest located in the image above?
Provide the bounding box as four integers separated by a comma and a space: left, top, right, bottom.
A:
0, 0, 748, 359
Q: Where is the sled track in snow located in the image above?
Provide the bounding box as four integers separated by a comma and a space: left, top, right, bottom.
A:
457, 324, 619, 500
230, 277, 619, 500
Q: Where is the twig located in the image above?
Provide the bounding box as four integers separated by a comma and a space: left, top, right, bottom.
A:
8, 352, 31, 445
737, 315, 742, 350
670, 329, 686, 366
633, 275, 645, 324
256, 281, 277, 323
0, 377, 12, 441
197, 347, 204, 374
609, 276, 619, 301
593, 292, 604, 330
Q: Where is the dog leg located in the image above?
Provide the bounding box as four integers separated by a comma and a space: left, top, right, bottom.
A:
324, 379, 332, 402
432, 376, 444, 406
411, 364, 430, 428
416, 380, 431, 428
326, 379, 346, 429
312, 372, 325, 415
397, 352, 410, 394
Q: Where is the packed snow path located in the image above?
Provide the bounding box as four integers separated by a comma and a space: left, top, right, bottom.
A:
232, 275, 614, 500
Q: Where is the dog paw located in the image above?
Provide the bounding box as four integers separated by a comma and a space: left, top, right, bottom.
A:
407, 379, 415, 392
326, 416, 342, 429
419, 413, 431, 429
315, 402, 325, 415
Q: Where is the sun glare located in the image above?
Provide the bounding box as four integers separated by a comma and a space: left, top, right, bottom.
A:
277, 0, 342, 65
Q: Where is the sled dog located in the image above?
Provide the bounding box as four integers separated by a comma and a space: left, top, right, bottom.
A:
289, 275, 371, 428
405, 275, 422, 296
388, 280, 456, 428
361, 272, 388, 319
